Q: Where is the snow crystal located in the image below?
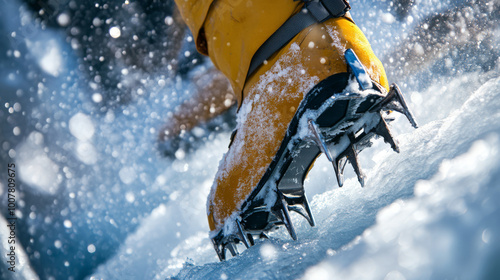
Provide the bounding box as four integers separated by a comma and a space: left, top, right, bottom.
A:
482, 229, 491, 244
63, 220, 72, 228
381, 13, 396, 24
75, 141, 98, 165
92, 93, 103, 103
109, 27, 121, 38
57, 13, 70, 27
259, 244, 277, 262
87, 244, 96, 254
119, 167, 137, 185
69, 113, 95, 141
125, 192, 135, 203
16, 132, 61, 195
92, 17, 102, 27
302, 262, 335, 280
13, 102, 21, 112
175, 148, 186, 160
165, 16, 174, 26
413, 43, 425, 56
37, 40, 62, 77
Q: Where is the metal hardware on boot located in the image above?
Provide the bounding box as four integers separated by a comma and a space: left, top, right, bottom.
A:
287, 194, 315, 227
226, 242, 238, 257
372, 83, 418, 129
345, 143, 366, 187
375, 114, 400, 153
334, 156, 347, 187
308, 119, 333, 161
276, 191, 298, 240
236, 219, 251, 249
308, 120, 344, 187
389, 83, 418, 128
211, 222, 253, 261
345, 48, 373, 90
212, 238, 225, 261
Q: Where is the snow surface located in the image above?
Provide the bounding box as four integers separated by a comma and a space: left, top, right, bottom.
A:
0, 0, 499, 279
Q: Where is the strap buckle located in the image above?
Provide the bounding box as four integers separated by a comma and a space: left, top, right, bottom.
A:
303, 0, 351, 21
320, 0, 350, 17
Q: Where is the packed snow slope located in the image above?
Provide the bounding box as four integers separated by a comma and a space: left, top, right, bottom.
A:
0, 0, 499, 279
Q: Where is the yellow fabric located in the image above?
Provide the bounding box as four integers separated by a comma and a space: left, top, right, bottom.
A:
173, 0, 214, 55
207, 17, 388, 232
203, 0, 303, 104
175, 0, 303, 104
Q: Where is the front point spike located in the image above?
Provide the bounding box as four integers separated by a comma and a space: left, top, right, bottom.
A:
390, 84, 418, 128
278, 192, 297, 240
375, 116, 400, 153
235, 219, 251, 248
346, 145, 366, 187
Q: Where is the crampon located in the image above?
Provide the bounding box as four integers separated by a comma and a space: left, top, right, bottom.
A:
211, 49, 418, 261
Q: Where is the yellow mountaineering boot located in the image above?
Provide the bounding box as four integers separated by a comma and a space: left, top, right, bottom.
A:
174, 0, 418, 260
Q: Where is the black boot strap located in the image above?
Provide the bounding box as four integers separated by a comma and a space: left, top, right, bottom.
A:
246, 0, 351, 80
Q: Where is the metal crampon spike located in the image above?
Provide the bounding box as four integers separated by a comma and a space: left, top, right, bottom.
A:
247, 233, 255, 246
345, 144, 366, 187
235, 219, 251, 248
334, 156, 347, 187
390, 84, 418, 128
377, 84, 418, 128
260, 232, 270, 239
302, 194, 315, 227
226, 242, 238, 257
308, 120, 333, 161
288, 194, 315, 227
212, 238, 225, 261
375, 115, 400, 153
308, 120, 344, 187
332, 159, 344, 188
278, 192, 297, 240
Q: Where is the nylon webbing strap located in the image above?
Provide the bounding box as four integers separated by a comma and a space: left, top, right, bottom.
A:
246, 0, 351, 79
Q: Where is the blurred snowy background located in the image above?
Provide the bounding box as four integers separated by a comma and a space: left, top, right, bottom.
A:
0, 0, 499, 279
